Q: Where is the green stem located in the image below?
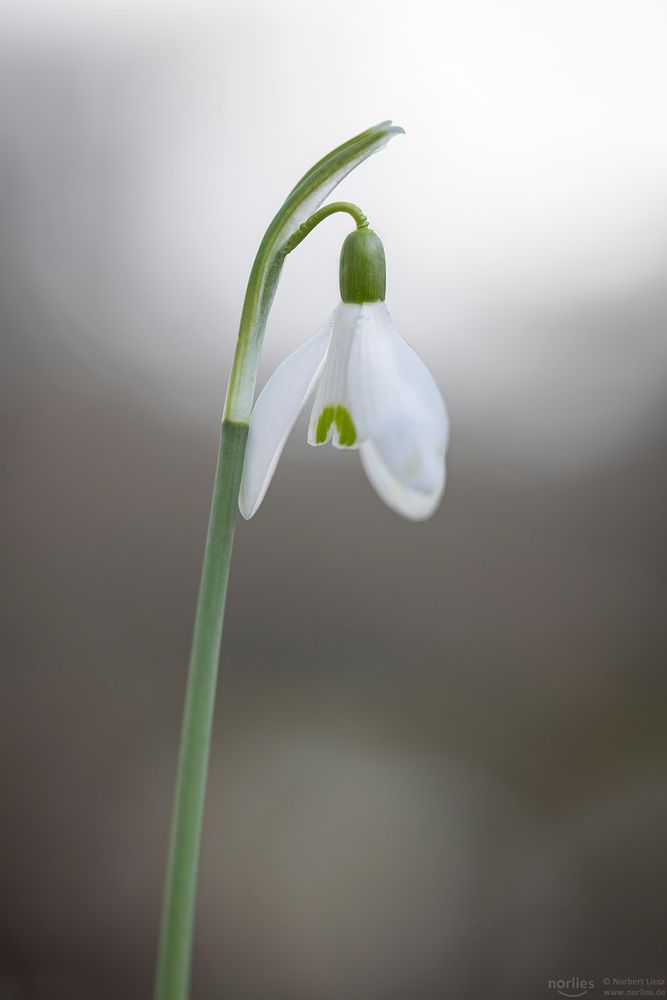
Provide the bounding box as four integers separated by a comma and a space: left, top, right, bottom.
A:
154, 121, 403, 1000
282, 201, 368, 254
154, 420, 247, 1000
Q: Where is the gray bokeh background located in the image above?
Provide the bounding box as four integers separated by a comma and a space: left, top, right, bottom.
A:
2, 2, 666, 997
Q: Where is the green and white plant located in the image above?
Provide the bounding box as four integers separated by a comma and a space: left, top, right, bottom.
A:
154, 121, 448, 1000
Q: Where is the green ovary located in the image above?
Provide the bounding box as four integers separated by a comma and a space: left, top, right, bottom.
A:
316, 405, 357, 446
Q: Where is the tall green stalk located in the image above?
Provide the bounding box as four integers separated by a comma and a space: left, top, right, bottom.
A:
153, 420, 246, 1000
154, 121, 403, 1000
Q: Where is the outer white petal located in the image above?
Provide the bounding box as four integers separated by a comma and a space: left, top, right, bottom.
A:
360, 440, 446, 521
348, 302, 449, 520
239, 317, 333, 519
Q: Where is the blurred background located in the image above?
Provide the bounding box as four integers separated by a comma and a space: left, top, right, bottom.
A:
1, 1, 666, 997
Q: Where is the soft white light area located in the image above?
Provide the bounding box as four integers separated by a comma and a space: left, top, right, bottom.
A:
2, 0, 666, 468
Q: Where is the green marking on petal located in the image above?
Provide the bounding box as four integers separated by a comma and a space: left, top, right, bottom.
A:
316, 405, 335, 443
315, 404, 357, 446
335, 405, 357, 446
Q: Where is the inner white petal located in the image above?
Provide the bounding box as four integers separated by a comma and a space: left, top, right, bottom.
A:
308, 302, 362, 449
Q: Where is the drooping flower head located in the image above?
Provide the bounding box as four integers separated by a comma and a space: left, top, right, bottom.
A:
239, 225, 449, 521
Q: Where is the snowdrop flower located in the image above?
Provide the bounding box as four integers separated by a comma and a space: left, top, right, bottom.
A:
239, 226, 449, 521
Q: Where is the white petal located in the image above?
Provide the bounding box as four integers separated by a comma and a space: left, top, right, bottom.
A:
239, 317, 333, 518
307, 303, 362, 449
348, 302, 449, 519
360, 439, 446, 521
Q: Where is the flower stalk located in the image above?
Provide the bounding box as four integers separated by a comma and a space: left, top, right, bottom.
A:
154, 122, 403, 1000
